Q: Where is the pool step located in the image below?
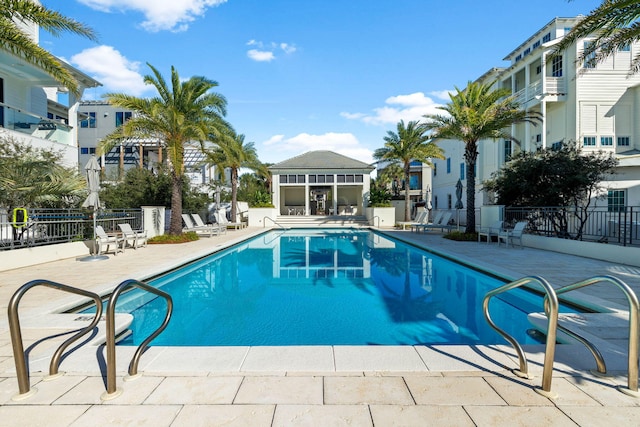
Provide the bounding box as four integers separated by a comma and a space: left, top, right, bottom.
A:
275, 215, 370, 227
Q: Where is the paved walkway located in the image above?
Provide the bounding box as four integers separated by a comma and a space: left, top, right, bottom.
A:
1, 227, 640, 426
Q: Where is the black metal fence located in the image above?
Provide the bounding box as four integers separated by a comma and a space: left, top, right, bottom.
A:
504, 206, 640, 246
0, 208, 143, 251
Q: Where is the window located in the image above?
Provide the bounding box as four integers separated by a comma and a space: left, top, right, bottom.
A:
523, 48, 531, 57
409, 174, 420, 190
551, 55, 563, 77
355, 175, 363, 183
308, 175, 316, 183
601, 136, 613, 146
619, 44, 631, 52
80, 112, 96, 128
584, 41, 596, 68
115, 111, 132, 127
446, 158, 451, 173
337, 174, 345, 183
297, 175, 305, 183
280, 175, 288, 183
536, 65, 542, 75
447, 194, 452, 209
617, 136, 630, 146
532, 40, 540, 50
542, 32, 551, 43
515, 54, 522, 62
504, 140, 512, 161
433, 163, 437, 176
80, 147, 89, 154
608, 190, 626, 212
318, 174, 325, 183
460, 163, 465, 180
583, 136, 596, 146
434, 195, 438, 209
288, 175, 297, 183
564, 27, 572, 35
326, 174, 334, 183
551, 141, 563, 150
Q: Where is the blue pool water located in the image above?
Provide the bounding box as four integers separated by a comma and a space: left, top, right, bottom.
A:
104, 229, 578, 346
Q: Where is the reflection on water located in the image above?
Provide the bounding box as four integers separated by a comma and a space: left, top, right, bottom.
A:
119, 229, 559, 346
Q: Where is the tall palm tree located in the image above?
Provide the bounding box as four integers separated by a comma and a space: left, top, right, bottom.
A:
374, 120, 445, 222
0, 0, 97, 95
100, 64, 228, 235
554, 1, 640, 74
423, 81, 540, 234
204, 130, 259, 223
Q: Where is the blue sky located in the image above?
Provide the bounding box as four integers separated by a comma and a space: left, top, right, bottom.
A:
42, 0, 602, 165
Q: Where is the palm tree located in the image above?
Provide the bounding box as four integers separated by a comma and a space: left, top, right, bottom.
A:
0, 0, 97, 95
100, 64, 228, 235
374, 120, 445, 222
423, 80, 541, 234
204, 130, 259, 223
553, 1, 640, 74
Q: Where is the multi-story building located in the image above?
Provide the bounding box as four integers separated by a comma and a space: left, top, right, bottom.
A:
0, 12, 101, 168
77, 101, 229, 191
432, 16, 640, 219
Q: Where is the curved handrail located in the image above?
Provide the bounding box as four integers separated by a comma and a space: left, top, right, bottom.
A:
370, 215, 380, 228
483, 276, 559, 396
102, 279, 173, 400
8, 280, 103, 399
545, 275, 639, 395
263, 216, 286, 229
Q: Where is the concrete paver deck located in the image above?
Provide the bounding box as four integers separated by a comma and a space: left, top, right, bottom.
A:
1, 227, 639, 426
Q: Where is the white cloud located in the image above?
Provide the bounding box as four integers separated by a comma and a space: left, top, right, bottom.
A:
77, 0, 227, 32
70, 45, 149, 96
246, 40, 297, 62
341, 92, 444, 126
260, 132, 374, 164
247, 49, 275, 62
429, 90, 454, 100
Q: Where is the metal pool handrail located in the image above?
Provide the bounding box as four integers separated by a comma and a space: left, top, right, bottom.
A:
102, 279, 173, 401
483, 276, 559, 398
545, 275, 639, 397
263, 216, 286, 229
7, 280, 103, 400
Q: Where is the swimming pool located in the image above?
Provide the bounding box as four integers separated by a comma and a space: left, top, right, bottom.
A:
108, 229, 577, 346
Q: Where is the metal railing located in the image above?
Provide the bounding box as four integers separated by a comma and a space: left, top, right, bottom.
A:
0, 208, 143, 251
263, 216, 286, 229
483, 276, 559, 398
545, 276, 639, 396
7, 280, 103, 401
485, 274, 640, 399
505, 206, 640, 246
102, 279, 173, 401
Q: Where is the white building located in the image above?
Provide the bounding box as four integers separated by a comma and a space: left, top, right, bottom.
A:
77, 101, 229, 191
270, 151, 374, 216
0, 12, 101, 168
432, 16, 640, 220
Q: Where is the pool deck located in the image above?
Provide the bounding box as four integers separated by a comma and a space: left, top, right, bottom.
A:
1, 227, 640, 426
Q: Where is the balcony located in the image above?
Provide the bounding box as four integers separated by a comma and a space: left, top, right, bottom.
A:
1, 102, 73, 146
513, 77, 566, 107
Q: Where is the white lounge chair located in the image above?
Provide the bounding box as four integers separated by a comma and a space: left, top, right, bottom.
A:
398, 210, 427, 230
478, 221, 503, 244
182, 214, 218, 237
95, 225, 124, 256
416, 212, 453, 233
411, 211, 444, 233
498, 221, 527, 248
215, 210, 245, 230
118, 223, 147, 249
191, 213, 225, 235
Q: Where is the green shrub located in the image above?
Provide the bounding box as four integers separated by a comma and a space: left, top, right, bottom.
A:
444, 231, 478, 241
148, 232, 199, 244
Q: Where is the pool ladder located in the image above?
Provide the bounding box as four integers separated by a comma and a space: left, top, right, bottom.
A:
483, 275, 639, 399
7, 278, 173, 401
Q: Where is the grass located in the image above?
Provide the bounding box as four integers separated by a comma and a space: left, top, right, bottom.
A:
148, 231, 199, 244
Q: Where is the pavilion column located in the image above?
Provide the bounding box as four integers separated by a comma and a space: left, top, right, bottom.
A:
139, 143, 144, 169
305, 178, 310, 216
333, 181, 338, 216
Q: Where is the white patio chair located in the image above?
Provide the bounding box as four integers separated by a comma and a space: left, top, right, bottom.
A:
182, 214, 217, 237
95, 225, 124, 256
498, 221, 527, 248
118, 223, 148, 249
215, 210, 245, 230
478, 221, 504, 244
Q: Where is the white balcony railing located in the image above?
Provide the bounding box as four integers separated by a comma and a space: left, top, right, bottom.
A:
512, 77, 566, 106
